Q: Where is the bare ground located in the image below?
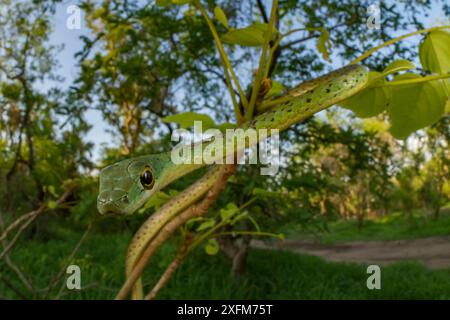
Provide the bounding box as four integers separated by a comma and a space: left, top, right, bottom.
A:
251, 236, 450, 269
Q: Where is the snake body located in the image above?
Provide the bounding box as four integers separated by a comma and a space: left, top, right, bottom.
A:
97, 64, 370, 299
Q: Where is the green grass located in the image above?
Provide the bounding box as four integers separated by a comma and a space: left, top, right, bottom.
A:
1, 229, 450, 299
284, 207, 450, 244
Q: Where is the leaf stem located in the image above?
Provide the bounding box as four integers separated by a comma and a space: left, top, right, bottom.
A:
245, 0, 278, 121
193, 0, 247, 123
377, 73, 450, 87
351, 25, 450, 65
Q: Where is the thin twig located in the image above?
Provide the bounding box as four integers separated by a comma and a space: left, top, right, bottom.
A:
0, 206, 45, 242
0, 187, 74, 260
351, 25, 450, 65
0, 210, 35, 296
145, 235, 193, 300
45, 224, 92, 299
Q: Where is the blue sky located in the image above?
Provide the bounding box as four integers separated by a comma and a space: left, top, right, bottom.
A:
47, 1, 448, 161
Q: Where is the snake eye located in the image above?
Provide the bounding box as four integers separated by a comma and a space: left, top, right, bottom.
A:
140, 166, 155, 189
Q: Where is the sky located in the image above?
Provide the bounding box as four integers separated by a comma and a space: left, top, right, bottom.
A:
47, 0, 447, 162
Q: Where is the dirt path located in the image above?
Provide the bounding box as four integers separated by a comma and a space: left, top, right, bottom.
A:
251, 236, 450, 269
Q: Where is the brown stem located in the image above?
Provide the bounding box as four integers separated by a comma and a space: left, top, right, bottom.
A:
145, 235, 193, 300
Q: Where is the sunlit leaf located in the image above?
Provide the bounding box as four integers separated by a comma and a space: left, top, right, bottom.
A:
140, 189, 179, 212
382, 59, 415, 76
162, 112, 216, 130
316, 28, 332, 62
339, 72, 390, 118
215, 122, 236, 133
219, 203, 239, 221
388, 74, 447, 139
214, 6, 228, 29
47, 200, 58, 209
196, 218, 216, 231
172, 0, 191, 4
419, 30, 450, 74
266, 80, 285, 98
47, 185, 58, 197
222, 23, 277, 47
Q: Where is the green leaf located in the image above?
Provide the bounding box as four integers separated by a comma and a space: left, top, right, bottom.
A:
219, 203, 239, 221
388, 74, 447, 139
316, 28, 332, 62
47, 200, 58, 210
419, 30, 450, 74
222, 23, 277, 47
215, 122, 236, 133
162, 112, 216, 130
155, 0, 172, 7
196, 219, 216, 232
214, 6, 228, 29
339, 72, 390, 118
204, 239, 219, 255
382, 59, 415, 76
172, 0, 191, 4
266, 80, 285, 98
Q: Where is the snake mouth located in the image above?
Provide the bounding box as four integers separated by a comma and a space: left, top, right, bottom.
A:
97, 191, 130, 215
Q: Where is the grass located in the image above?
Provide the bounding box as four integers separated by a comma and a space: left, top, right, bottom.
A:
283, 206, 450, 244
1, 228, 450, 300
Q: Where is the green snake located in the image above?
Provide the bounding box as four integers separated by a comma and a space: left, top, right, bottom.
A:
97, 64, 369, 299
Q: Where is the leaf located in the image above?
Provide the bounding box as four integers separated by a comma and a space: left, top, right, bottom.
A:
196, 219, 216, 232
157, 0, 190, 6
172, 0, 191, 4
140, 190, 178, 212
382, 59, 415, 76
214, 6, 228, 29
339, 72, 390, 118
219, 203, 239, 221
47, 185, 58, 197
388, 74, 447, 139
266, 80, 285, 98
47, 201, 58, 210
419, 30, 450, 74
162, 112, 216, 130
204, 239, 219, 255
222, 23, 277, 47
316, 28, 332, 62
215, 122, 236, 133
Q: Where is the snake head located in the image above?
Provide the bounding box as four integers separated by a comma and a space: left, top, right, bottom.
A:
97, 154, 168, 215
